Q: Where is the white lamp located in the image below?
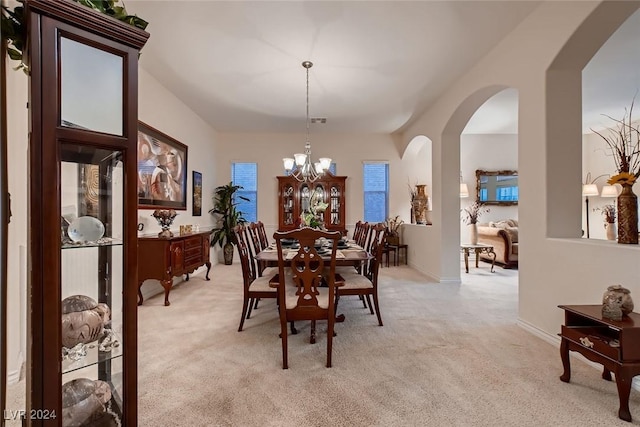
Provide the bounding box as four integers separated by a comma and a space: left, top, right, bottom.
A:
460, 183, 469, 198
460, 172, 469, 198
601, 185, 619, 198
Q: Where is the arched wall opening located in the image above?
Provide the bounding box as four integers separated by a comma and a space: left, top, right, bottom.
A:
401, 134, 433, 222
460, 89, 519, 250
546, 2, 640, 239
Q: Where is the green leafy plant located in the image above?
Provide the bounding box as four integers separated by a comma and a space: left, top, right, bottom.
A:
1, 0, 148, 73
209, 182, 249, 248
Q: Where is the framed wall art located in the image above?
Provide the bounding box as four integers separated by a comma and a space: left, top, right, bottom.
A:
137, 121, 188, 209
192, 171, 202, 216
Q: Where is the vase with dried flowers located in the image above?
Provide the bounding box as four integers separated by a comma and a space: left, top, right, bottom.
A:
461, 201, 489, 244
385, 215, 404, 246
408, 182, 417, 224
592, 98, 640, 244
595, 204, 617, 241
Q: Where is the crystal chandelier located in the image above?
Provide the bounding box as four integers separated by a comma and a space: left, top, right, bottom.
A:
282, 61, 331, 182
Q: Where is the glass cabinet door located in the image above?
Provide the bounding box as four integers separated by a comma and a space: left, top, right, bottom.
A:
330, 185, 341, 226
282, 184, 294, 225
60, 145, 125, 425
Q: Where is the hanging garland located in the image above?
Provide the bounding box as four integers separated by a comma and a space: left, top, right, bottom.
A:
1, 0, 148, 72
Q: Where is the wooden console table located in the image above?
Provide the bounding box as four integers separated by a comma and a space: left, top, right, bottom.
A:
559, 304, 640, 422
138, 230, 212, 306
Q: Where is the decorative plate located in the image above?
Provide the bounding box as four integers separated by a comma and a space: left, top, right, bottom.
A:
68, 216, 105, 242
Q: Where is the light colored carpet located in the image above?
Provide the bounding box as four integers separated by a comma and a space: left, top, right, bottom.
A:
6, 261, 640, 426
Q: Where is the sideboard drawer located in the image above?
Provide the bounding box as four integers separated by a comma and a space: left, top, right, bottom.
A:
184, 236, 202, 249
561, 325, 620, 361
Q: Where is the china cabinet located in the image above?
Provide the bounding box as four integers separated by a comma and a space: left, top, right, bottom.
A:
27, 1, 148, 425
277, 172, 347, 234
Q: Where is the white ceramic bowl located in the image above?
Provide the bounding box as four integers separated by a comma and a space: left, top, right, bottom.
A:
68, 216, 105, 242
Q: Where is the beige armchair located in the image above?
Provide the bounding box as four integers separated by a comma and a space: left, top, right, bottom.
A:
477, 221, 518, 268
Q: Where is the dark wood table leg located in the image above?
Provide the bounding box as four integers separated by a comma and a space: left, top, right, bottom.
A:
559, 338, 571, 382
161, 279, 172, 306
205, 261, 212, 280
488, 248, 496, 272
185, 273, 189, 281
475, 248, 480, 268
310, 320, 316, 344
615, 367, 633, 422
603, 367, 612, 381
463, 248, 470, 273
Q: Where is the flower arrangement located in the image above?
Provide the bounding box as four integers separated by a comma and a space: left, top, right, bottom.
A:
461, 201, 489, 225
152, 209, 177, 237
595, 204, 616, 223
385, 216, 404, 235
591, 99, 640, 186
300, 188, 328, 228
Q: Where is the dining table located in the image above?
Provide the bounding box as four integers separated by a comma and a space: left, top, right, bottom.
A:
255, 240, 372, 342
254, 240, 372, 266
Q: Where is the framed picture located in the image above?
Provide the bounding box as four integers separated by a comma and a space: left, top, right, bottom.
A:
192, 171, 202, 216
137, 121, 188, 209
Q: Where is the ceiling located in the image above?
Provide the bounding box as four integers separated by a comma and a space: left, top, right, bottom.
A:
127, 1, 640, 136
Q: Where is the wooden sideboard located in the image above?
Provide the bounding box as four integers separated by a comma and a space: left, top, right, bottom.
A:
138, 230, 212, 306
559, 304, 640, 422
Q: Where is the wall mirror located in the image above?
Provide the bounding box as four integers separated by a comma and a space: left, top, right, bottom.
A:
476, 170, 518, 205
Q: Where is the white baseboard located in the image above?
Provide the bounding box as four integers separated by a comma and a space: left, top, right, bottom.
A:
7, 351, 24, 385
517, 318, 640, 391
406, 262, 460, 284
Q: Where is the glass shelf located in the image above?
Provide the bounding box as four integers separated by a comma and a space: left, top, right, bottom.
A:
62, 331, 123, 374
61, 237, 123, 250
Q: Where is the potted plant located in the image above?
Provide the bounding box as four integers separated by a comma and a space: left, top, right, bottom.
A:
209, 182, 249, 265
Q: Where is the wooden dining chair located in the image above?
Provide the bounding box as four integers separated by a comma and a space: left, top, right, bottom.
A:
248, 222, 274, 277
256, 220, 269, 251
273, 227, 342, 369
335, 222, 386, 326
352, 220, 364, 243
233, 225, 278, 332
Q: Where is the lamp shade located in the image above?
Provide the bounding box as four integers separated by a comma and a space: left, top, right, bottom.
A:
319, 157, 332, 170
460, 183, 469, 198
601, 185, 619, 197
582, 184, 598, 197
283, 158, 295, 171
294, 153, 306, 166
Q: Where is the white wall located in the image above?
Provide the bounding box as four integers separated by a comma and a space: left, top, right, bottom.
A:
215, 132, 413, 242
460, 133, 518, 240
137, 68, 219, 299
402, 1, 640, 336
5, 61, 28, 385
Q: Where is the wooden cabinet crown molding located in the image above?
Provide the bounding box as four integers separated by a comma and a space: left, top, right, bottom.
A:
27, 0, 149, 49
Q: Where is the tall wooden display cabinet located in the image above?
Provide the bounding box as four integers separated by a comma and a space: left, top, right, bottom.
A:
277, 171, 347, 234
26, 1, 149, 425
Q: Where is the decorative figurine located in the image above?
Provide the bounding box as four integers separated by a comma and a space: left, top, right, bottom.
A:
602, 285, 634, 321
62, 378, 112, 426
61, 295, 111, 349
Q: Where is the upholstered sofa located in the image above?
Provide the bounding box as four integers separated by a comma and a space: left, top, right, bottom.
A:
477, 219, 518, 269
